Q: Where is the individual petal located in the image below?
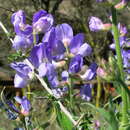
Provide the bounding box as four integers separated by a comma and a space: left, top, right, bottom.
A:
80, 63, 98, 80
11, 10, 26, 26
33, 10, 47, 23
69, 33, 84, 55
29, 42, 45, 68
61, 71, 69, 81
118, 23, 127, 36
77, 43, 92, 57
46, 63, 57, 81
69, 55, 83, 74
55, 23, 73, 45
80, 84, 92, 101
14, 74, 29, 88
42, 27, 54, 42
89, 17, 104, 32
20, 96, 31, 116
38, 63, 47, 77
15, 24, 33, 36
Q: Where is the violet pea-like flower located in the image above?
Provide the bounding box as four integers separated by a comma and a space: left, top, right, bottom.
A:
80, 62, 98, 81
13, 35, 33, 52
14, 96, 31, 116
53, 24, 92, 57
33, 9, 54, 34
69, 54, 83, 74
80, 84, 93, 101
89, 17, 112, 32
10, 62, 32, 88
11, 10, 32, 36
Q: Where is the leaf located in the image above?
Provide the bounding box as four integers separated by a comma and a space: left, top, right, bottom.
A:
55, 103, 74, 130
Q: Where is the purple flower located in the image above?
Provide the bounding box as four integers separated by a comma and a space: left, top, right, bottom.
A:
80, 63, 98, 80
80, 84, 92, 101
11, 10, 32, 36
89, 17, 111, 32
69, 34, 92, 57
33, 10, 53, 34
47, 24, 92, 57
14, 96, 31, 116
14, 73, 29, 88
10, 62, 32, 88
10, 62, 32, 77
89, 17, 104, 32
13, 35, 33, 52
69, 55, 83, 74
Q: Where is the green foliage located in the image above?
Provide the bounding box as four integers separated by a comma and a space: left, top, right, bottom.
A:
55, 103, 74, 130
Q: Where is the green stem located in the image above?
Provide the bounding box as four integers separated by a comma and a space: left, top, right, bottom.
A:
96, 76, 101, 108
33, 31, 36, 45
68, 77, 73, 111
111, 6, 128, 128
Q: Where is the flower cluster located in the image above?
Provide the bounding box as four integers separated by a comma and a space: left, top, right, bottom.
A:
10, 9, 98, 114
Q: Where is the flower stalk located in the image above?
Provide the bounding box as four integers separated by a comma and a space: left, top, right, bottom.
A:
111, 6, 128, 129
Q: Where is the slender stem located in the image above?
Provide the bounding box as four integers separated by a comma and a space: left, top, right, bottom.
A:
68, 77, 74, 111
33, 31, 36, 45
27, 85, 31, 100
96, 76, 101, 108
0, 21, 14, 43
111, 6, 128, 127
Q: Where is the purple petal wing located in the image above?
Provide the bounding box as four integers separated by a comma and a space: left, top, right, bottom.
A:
33, 9, 47, 23
77, 43, 92, 57
14, 74, 29, 88
69, 33, 84, 55
69, 55, 83, 74
55, 23, 73, 45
